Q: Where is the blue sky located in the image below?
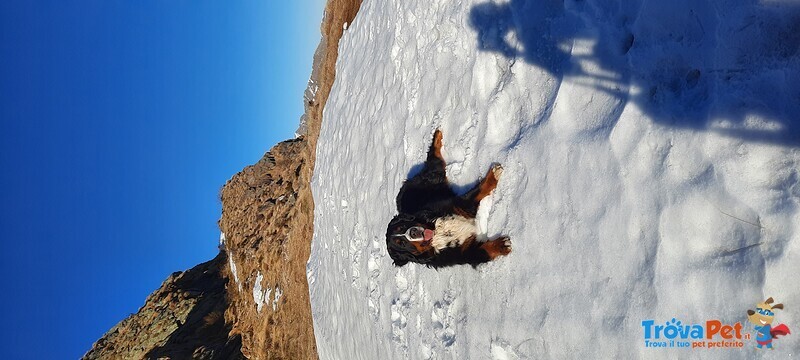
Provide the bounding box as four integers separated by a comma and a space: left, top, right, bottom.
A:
0, 1, 325, 358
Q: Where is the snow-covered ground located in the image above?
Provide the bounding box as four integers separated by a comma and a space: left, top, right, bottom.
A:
308, 0, 800, 358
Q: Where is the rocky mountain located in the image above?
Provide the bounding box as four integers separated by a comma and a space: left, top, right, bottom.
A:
83, 253, 245, 360
83, 0, 362, 358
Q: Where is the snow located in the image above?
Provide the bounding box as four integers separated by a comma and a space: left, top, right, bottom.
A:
253, 271, 266, 313
308, 0, 800, 358
250, 271, 280, 313
298, 78, 321, 137
273, 287, 283, 311
228, 252, 242, 292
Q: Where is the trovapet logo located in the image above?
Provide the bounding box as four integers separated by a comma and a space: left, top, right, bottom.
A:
641, 318, 747, 349
642, 296, 792, 350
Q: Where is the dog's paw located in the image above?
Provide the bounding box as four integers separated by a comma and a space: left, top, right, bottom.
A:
431, 129, 444, 159
497, 237, 512, 255
483, 237, 512, 259
433, 129, 443, 148
491, 163, 503, 179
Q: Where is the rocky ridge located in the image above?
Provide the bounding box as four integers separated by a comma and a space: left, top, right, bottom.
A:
83, 0, 362, 358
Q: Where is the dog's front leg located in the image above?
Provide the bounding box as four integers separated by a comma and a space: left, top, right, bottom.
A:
479, 236, 512, 260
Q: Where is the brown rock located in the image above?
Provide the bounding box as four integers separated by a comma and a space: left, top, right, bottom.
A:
84, 0, 363, 358
82, 252, 245, 360
219, 1, 363, 358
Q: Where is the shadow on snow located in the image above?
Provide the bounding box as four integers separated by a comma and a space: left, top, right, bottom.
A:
469, 0, 800, 146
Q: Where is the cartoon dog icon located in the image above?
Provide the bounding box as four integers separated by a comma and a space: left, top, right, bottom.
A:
747, 297, 791, 349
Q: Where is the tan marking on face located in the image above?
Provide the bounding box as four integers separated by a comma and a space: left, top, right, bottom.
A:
408, 240, 432, 255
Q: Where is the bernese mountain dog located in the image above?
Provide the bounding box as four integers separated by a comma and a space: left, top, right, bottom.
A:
386, 129, 511, 268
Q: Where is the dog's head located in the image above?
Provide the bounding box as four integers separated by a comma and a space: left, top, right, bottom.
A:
747, 297, 783, 326
386, 213, 436, 266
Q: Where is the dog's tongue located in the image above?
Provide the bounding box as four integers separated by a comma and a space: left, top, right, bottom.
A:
423, 229, 434, 241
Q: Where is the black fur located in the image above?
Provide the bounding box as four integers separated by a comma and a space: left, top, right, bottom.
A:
386, 130, 508, 268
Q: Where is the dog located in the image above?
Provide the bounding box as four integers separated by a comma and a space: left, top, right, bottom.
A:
385, 129, 511, 268
746, 297, 791, 349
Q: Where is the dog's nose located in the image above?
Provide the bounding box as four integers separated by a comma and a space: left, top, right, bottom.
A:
747, 310, 755, 315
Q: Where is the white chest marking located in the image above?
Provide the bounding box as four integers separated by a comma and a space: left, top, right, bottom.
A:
431, 215, 477, 252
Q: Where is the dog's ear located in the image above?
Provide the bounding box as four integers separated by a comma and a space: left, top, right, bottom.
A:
765, 297, 774, 304
772, 303, 784, 310
393, 258, 409, 267
386, 246, 408, 267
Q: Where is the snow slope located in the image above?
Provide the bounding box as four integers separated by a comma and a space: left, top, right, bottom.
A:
308, 0, 800, 358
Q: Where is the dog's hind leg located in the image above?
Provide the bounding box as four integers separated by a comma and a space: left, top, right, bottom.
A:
429, 129, 445, 163
422, 128, 447, 175
412, 129, 449, 187
413, 129, 448, 185
396, 130, 453, 213
457, 164, 502, 217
